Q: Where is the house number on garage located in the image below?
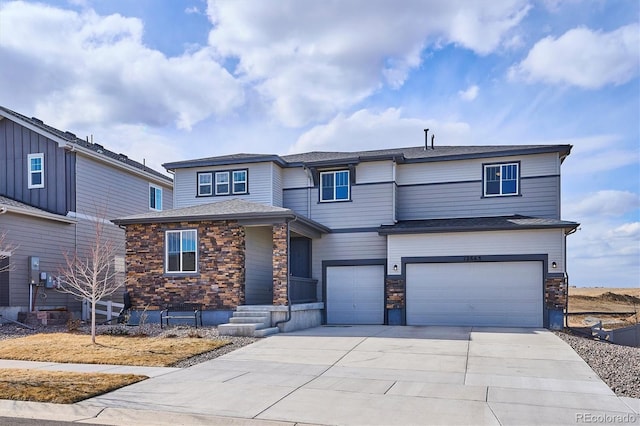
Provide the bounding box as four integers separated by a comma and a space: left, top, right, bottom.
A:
463, 256, 482, 262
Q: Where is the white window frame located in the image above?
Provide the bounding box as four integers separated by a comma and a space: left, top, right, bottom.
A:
165, 229, 198, 273
232, 170, 247, 194
198, 172, 213, 196
27, 153, 45, 189
215, 172, 230, 195
483, 162, 519, 197
320, 170, 350, 202
149, 184, 163, 211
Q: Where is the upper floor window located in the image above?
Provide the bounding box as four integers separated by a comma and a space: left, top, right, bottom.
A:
149, 184, 163, 211
215, 172, 230, 195
232, 170, 247, 194
212, 169, 248, 196
484, 163, 519, 197
27, 153, 44, 189
166, 229, 197, 273
320, 170, 350, 202
198, 172, 213, 196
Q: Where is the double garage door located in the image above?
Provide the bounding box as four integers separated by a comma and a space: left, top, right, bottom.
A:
406, 262, 543, 327
326, 262, 543, 327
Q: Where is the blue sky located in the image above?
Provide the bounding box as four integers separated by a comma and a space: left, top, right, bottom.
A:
0, 0, 638, 287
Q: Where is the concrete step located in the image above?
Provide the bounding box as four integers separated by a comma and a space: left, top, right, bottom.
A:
236, 305, 274, 312
229, 316, 269, 325
254, 327, 279, 338
232, 311, 271, 318
218, 323, 260, 337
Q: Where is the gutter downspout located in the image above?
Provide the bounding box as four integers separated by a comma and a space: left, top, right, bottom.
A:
274, 217, 296, 330
564, 226, 577, 328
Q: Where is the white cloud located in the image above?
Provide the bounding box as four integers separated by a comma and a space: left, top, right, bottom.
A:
207, 0, 530, 126
185, 6, 201, 15
558, 135, 639, 176
564, 190, 640, 218
458, 85, 479, 101
0, 2, 243, 131
289, 108, 471, 153
510, 24, 640, 88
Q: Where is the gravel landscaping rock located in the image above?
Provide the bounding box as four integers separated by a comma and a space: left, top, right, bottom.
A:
555, 330, 640, 398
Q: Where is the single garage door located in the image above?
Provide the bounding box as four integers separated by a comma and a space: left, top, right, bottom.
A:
326, 265, 384, 324
406, 262, 543, 327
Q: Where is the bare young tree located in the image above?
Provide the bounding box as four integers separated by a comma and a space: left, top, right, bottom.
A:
57, 217, 124, 344
0, 231, 16, 273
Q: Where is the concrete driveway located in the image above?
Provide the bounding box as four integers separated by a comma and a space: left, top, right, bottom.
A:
76, 325, 638, 425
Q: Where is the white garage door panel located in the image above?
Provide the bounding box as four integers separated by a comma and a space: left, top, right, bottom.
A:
327, 265, 384, 325
406, 262, 542, 327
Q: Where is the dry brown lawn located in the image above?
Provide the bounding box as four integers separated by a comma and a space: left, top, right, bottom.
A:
568, 287, 640, 328
0, 333, 229, 366
0, 332, 231, 404
0, 369, 146, 404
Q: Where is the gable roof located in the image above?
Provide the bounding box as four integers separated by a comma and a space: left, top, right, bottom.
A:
378, 215, 579, 235
0, 195, 76, 224
163, 144, 572, 171
0, 106, 171, 185
111, 198, 330, 234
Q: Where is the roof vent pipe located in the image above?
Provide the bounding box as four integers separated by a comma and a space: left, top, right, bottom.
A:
431, 134, 435, 150
424, 129, 429, 150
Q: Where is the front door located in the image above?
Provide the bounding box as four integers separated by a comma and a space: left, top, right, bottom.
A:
290, 237, 311, 278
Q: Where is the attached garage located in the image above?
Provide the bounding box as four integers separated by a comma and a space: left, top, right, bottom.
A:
406, 261, 543, 327
326, 265, 384, 324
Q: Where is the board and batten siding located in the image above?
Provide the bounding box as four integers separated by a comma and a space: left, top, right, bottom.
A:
397, 175, 560, 220
396, 152, 560, 185
0, 119, 74, 215
173, 162, 276, 208
312, 232, 387, 301
0, 212, 76, 309
387, 228, 565, 274
244, 226, 274, 305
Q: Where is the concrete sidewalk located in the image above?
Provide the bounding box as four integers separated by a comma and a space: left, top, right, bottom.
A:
0, 326, 638, 425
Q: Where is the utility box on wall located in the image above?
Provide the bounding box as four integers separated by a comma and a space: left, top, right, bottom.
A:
28, 256, 40, 285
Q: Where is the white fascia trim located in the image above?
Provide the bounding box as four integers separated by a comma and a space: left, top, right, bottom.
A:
1, 205, 76, 224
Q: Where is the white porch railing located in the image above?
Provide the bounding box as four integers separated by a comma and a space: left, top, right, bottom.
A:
81, 299, 125, 322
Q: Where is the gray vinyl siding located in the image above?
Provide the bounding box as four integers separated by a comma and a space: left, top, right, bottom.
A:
0, 212, 77, 309
245, 226, 273, 305
397, 176, 560, 220
285, 183, 395, 229
272, 165, 283, 207
282, 167, 309, 189
283, 188, 309, 217
0, 119, 73, 215
173, 162, 275, 208
396, 153, 560, 185
312, 232, 387, 301
356, 160, 394, 183
75, 155, 173, 220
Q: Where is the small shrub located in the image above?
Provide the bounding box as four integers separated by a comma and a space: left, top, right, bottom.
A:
187, 330, 202, 338
67, 319, 81, 333
101, 327, 130, 336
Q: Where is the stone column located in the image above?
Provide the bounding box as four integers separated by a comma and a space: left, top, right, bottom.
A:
272, 223, 288, 305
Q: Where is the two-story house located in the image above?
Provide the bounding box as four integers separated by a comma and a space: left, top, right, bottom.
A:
113, 143, 578, 335
0, 106, 173, 323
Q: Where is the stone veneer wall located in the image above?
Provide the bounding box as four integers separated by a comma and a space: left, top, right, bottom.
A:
124, 220, 245, 310
385, 277, 405, 310
272, 223, 289, 305
545, 276, 567, 309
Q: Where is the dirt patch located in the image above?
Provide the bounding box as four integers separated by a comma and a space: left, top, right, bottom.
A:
568, 288, 640, 329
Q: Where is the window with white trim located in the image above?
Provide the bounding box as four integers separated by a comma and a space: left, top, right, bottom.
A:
320, 170, 350, 202
232, 170, 247, 194
166, 229, 197, 273
27, 153, 44, 189
198, 172, 213, 196
484, 163, 519, 196
215, 172, 230, 195
149, 184, 163, 211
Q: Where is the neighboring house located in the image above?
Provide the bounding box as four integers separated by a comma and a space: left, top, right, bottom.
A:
113, 144, 578, 333
0, 106, 173, 321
